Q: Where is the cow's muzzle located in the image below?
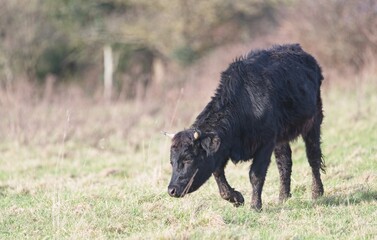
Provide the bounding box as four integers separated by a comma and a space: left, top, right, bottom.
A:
168, 185, 183, 198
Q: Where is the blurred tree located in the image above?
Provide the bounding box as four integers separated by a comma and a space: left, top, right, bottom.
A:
0, 0, 280, 99
283, 0, 377, 73
0, 0, 52, 84
120, 0, 276, 64
112, 0, 278, 99
46, 0, 124, 100
0, 0, 89, 86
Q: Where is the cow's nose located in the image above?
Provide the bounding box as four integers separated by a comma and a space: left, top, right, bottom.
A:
168, 186, 177, 197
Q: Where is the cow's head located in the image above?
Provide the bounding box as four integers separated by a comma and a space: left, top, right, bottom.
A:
165, 129, 221, 198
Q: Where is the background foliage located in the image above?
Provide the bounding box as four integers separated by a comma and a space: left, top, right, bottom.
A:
1, 0, 375, 99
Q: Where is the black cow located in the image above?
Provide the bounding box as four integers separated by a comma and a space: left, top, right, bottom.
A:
166, 44, 325, 210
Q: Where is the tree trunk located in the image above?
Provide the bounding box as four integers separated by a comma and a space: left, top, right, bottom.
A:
103, 44, 113, 101
152, 57, 164, 85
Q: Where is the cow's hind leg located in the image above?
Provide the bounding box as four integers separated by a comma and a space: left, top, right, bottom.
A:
213, 168, 244, 207
274, 143, 292, 202
249, 142, 274, 211
303, 114, 325, 199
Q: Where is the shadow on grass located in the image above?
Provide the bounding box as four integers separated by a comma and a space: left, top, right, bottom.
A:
316, 189, 377, 206
264, 188, 377, 213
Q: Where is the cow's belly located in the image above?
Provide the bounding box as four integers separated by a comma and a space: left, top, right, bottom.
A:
277, 116, 315, 143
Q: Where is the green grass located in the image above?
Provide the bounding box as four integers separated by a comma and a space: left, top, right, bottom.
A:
0, 77, 376, 239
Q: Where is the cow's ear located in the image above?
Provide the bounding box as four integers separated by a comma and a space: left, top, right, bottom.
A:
201, 134, 221, 156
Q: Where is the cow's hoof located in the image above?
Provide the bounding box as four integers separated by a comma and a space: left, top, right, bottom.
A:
251, 200, 262, 212
279, 192, 292, 203
231, 190, 244, 207
312, 184, 324, 200
251, 205, 262, 212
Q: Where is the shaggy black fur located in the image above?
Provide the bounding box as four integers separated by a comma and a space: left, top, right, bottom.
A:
167, 44, 325, 210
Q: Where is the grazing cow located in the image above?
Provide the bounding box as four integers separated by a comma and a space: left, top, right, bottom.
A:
165, 44, 325, 210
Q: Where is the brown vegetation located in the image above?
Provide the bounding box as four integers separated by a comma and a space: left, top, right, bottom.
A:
0, 0, 376, 144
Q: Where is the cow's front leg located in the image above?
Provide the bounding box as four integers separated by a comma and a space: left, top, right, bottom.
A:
213, 169, 244, 207
249, 143, 274, 211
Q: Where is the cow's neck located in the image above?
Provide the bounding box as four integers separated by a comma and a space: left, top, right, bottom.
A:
191, 99, 233, 137
192, 97, 257, 164
191, 99, 238, 159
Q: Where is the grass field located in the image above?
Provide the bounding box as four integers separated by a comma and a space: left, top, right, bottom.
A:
0, 75, 376, 239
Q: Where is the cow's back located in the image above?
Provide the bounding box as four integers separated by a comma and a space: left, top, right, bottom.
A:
238, 44, 323, 141
193, 44, 323, 160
